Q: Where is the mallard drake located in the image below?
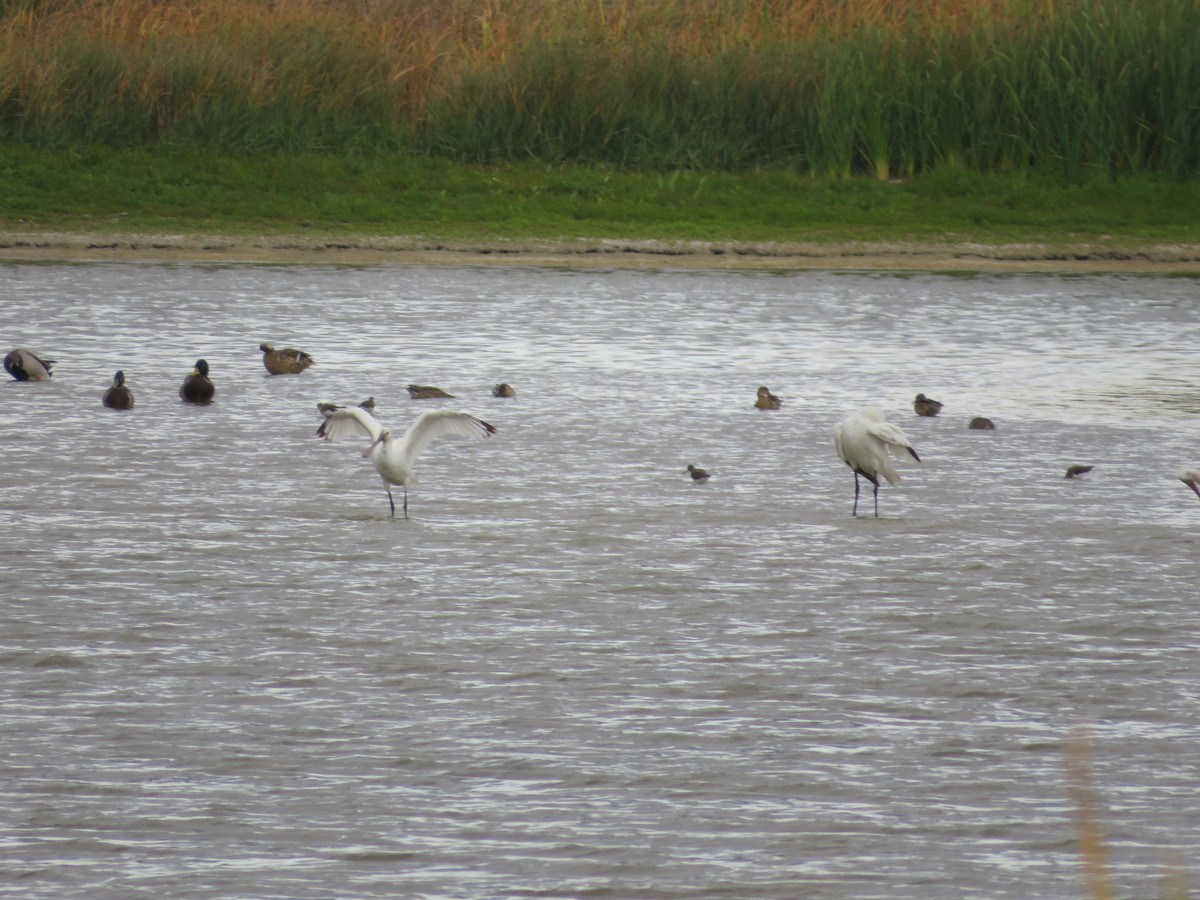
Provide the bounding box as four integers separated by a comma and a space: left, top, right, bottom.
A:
102, 370, 134, 410
754, 386, 782, 410
913, 393, 944, 417
4, 348, 54, 381
180, 359, 215, 404
407, 384, 454, 399
260, 342, 315, 375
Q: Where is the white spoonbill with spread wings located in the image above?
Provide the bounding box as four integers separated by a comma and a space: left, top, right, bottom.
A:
833, 406, 920, 517
317, 406, 496, 518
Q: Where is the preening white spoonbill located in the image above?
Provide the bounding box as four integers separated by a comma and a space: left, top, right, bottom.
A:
4, 348, 54, 381
833, 406, 920, 517
316, 406, 496, 518
1179, 468, 1200, 500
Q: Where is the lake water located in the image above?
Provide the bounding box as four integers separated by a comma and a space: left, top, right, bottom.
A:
1, 261, 1198, 898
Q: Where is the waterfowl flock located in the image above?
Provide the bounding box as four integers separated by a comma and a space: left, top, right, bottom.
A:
8, 341, 1199, 518
5, 342, 507, 518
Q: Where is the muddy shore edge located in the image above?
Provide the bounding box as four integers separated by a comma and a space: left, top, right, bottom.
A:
2, 231, 1199, 273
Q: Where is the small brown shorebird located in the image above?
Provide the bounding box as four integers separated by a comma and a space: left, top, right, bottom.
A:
318, 397, 375, 418
408, 384, 455, 399
1064, 465, 1094, 479
968, 416, 995, 430
913, 393, 943, 417
754, 386, 782, 410
260, 342, 315, 375
686, 464, 710, 483
492, 383, 516, 398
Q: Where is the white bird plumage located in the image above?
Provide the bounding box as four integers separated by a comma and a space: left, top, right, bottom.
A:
833, 406, 920, 517
317, 406, 496, 518
1178, 468, 1200, 500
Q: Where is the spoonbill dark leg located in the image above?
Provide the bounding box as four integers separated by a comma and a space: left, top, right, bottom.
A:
852, 472, 861, 517
873, 482, 880, 518
386, 487, 396, 518
403, 486, 409, 520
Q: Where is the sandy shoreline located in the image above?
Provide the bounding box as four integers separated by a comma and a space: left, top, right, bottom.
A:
2, 231, 1199, 273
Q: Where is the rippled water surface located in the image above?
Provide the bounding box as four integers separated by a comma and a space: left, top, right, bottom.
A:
2, 262, 1199, 898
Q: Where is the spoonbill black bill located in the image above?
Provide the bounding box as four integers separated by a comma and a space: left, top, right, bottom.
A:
833, 406, 920, 517
4, 348, 54, 381
102, 370, 134, 410
317, 406, 496, 518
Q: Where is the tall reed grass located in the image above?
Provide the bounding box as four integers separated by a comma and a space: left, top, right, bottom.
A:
1, 0, 1197, 178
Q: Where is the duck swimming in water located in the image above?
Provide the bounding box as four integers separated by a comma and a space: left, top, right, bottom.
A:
180, 359, 215, 404
754, 386, 782, 410
102, 370, 134, 410
913, 393, 944, 417
408, 384, 455, 400
4, 348, 54, 381
260, 342, 315, 375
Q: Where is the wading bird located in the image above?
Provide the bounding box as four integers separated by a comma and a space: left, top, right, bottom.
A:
1179, 468, 1200, 500
833, 406, 920, 517
4, 348, 54, 381
968, 416, 996, 430
180, 359, 214, 404
913, 393, 943, 417
1065, 465, 1094, 479
492, 383, 516, 398
317, 397, 375, 418
317, 406, 496, 518
686, 464, 710, 483
408, 384, 454, 399
102, 370, 134, 410
755, 386, 782, 410
260, 342, 315, 375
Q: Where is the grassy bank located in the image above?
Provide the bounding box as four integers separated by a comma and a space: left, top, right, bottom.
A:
2, 146, 1198, 248
2, 0, 1198, 179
